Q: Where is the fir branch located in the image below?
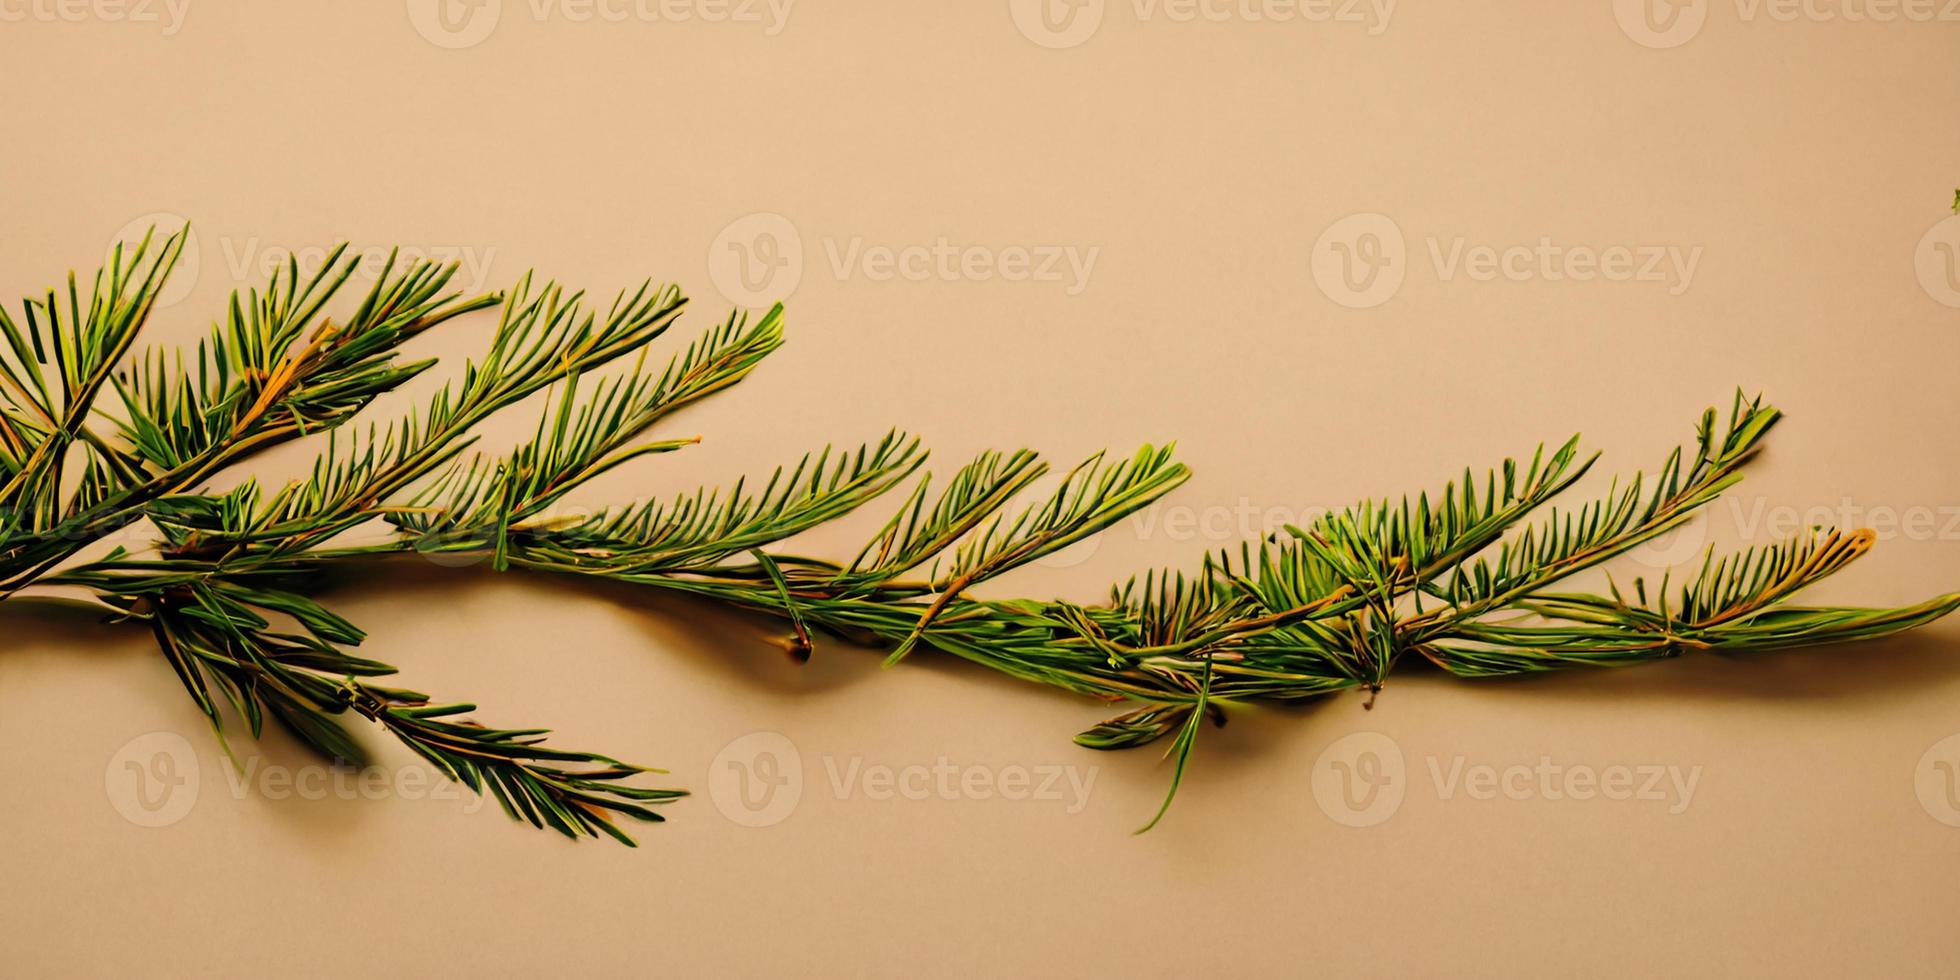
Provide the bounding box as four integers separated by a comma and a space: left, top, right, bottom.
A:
344, 682, 683, 846
101, 575, 681, 842
442, 393, 1954, 826
0, 228, 494, 593
882, 443, 1191, 666
10, 233, 1958, 841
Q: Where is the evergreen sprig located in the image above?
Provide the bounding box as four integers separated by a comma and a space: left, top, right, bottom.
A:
8, 227, 1957, 843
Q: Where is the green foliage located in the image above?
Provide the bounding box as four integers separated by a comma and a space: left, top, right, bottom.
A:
6, 227, 1956, 843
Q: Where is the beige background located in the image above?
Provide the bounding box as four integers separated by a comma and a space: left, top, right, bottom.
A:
3, 2, 1960, 976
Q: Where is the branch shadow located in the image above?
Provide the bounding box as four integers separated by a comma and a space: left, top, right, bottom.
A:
1387, 627, 1960, 706
0, 594, 130, 652
12, 558, 1960, 839
304, 556, 1077, 708
189, 561, 1960, 798
1, 588, 438, 847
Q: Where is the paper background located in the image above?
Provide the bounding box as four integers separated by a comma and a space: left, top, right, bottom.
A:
3, 2, 1958, 975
